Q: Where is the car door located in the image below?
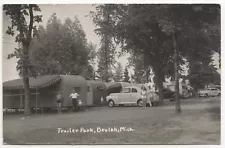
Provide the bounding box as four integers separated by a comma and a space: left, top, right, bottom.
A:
120, 87, 132, 104
163, 88, 175, 99
208, 88, 214, 96
211, 88, 218, 96
131, 88, 140, 104
205, 88, 211, 96
163, 89, 170, 98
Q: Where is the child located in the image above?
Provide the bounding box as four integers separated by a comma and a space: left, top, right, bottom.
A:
56, 92, 63, 113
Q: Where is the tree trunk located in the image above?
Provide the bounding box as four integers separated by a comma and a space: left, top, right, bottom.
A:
219, 51, 221, 69
173, 32, 181, 113
146, 67, 150, 83
23, 60, 31, 115
104, 12, 111, 83
154, 67, 164, 103
22, 41, 31, 116
22, 5, 34, 116
156, 76, 164, 103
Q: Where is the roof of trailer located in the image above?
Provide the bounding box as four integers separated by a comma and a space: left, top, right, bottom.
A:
3, 75, 61, 89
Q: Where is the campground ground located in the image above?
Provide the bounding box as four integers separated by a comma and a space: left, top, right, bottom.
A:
3, 96, 221, 145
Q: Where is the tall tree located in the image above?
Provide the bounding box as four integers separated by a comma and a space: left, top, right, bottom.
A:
155, 4, 220, 112
92, 4, 220, 113
96, 4, 178, 102
188, 63, 221, 90
4, 4, 42, 115
113, 62, 123, 82
29, 14, 96, 79
90, 5, 116, 82
123, 67, 130, 82
128, 53, 147, 83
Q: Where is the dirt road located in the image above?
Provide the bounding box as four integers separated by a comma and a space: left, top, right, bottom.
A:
3, 97, 220, 144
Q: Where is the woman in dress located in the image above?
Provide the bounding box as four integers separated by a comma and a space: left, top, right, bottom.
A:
141, 86, 147, 107
146, 87, 153, 107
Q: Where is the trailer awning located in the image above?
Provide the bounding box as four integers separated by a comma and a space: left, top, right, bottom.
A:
3, 75, 61, 90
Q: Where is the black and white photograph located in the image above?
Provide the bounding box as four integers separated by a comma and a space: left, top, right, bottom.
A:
1, 1, 222, 145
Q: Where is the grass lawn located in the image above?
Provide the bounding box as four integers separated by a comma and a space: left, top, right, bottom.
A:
3, 97, 220, 145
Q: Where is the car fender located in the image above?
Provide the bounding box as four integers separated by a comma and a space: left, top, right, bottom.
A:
106, 96, 119, 104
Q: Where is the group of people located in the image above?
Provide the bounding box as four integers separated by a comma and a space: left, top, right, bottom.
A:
56, 89, 80, 113
56, 85, 154, 113
141, 86, 153, 107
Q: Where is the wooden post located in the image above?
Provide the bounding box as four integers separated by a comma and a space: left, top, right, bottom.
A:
35, 88, 38, 115
37, 89, 44, 115
20, 89, 23, 110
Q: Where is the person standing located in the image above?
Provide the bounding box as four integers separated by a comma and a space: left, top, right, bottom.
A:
145, 88, 152, 107
56, 92, 63, 114
69, 89, 79, 112
141, 86, 147, 107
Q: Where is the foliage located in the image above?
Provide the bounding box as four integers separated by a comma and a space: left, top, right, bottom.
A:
123, 67, 130, 82
4, 4, 42, 76
93, 4, 183, 101
4, 4, 42, 115
128, 53, 146, 83
90, 5, 117, 82
92, 4, 220, 110
188, 64, 220, 90
113, 62, 123, 82
29, 14, 96, 79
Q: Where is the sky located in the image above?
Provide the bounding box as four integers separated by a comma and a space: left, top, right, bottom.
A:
2, 4, 220, 82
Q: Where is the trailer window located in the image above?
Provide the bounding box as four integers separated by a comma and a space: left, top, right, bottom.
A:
96, 86, 103, 91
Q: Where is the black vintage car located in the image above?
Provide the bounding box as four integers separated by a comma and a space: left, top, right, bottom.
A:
155, 88, 175, 99
156, 88, 187, 101
163, 88, 176, 99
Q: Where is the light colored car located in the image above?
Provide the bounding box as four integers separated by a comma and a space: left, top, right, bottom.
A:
106, 86, 159, 107
198, 87, 220, 97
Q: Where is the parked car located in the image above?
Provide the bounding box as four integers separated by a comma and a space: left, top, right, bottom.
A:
208, 85, 221, 90
156, 88, 189, 101
198, 87, 220, 97
106, 86, 159, 107
155, 88, 175, 100
163, 88, 175, 99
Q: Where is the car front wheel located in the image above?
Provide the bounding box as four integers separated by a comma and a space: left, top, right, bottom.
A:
108, 100, 115, 107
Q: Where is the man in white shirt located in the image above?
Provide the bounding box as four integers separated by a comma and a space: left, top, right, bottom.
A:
69, 89, 79, 112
